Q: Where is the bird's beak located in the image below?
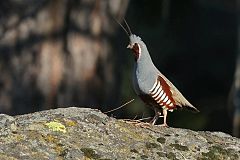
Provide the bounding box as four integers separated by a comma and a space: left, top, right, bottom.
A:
127, 44, 132, 49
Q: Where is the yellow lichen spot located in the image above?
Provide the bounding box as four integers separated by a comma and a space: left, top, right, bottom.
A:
15, 134, 24, 141
44, 134, 57, 143
45, 121, 66, 133
64, 119, 77, 127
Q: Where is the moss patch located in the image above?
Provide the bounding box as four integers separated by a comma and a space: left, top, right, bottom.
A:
157, 137, 166, 144
80, 148, 101, 159
157, 151, 166, 157
86, 114, 105, 124
201, 145, 239, 160
167, 152, 178, 160
130, 149, 139, 153
140, 155, 148, 159
170, 143, 189, 151
145, 142, 160, 149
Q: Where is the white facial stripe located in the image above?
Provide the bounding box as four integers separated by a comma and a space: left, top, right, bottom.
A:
137, 44, 141, 54
149, 80, 157, 92
152, 82, 161, 95
163, 96, 169, 103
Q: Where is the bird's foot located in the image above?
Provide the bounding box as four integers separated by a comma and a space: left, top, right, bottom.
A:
123, 116, 152, 125
124, 120, 151, 128
149, 115, 163, 125
124, 119, 143, 124
135, 122, 151, 129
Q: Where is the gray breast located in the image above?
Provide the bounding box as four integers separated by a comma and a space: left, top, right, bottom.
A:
132, 64, 141, 95
132, 63, 157, 95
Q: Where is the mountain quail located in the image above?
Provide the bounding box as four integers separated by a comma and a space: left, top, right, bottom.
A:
120, 20, 199, 127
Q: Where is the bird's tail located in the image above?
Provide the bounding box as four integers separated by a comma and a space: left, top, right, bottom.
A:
186, 105, 200, 113
173, 90, 200, 113
184, 101, 200, 113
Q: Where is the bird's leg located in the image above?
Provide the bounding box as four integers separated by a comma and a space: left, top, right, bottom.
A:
130, 110, 161, 128
163, 109, 168, 127
159, 109, 169, 127
150, 108, 162, 125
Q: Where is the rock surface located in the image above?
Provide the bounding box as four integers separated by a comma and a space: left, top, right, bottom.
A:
0, 107, 239, 160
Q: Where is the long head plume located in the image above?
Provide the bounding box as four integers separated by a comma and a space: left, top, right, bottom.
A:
123, 18, 132, 35
114, 18, 132, 37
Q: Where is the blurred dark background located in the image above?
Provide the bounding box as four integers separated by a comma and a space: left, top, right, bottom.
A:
0, 0, 239, 137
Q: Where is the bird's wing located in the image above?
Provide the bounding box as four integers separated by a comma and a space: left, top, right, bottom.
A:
157, 74, 199, 112
149, 75, 177, 110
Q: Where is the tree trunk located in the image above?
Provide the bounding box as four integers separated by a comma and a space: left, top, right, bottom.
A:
0, 0, 129, 115
228, 0, 240, 137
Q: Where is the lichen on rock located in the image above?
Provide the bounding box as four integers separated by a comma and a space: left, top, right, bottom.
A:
45, 121, 67, 133
0, 107, 239, 160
